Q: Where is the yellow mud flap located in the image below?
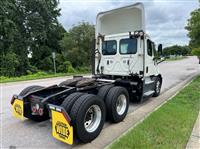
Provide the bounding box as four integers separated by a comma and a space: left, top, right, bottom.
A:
49, 104, 73, 145
12, 99, 24, 120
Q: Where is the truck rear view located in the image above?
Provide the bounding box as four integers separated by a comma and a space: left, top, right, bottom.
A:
11, 3, 163, 145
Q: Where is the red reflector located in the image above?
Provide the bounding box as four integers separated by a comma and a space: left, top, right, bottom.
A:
32, 106, 37, 113
38, 108, 43, 116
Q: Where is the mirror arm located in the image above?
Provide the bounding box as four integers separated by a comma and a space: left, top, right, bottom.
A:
157, 58, 166, 64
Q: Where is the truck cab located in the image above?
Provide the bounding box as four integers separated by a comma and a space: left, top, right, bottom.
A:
94, 3, 161, 78
95, 32, 160, 77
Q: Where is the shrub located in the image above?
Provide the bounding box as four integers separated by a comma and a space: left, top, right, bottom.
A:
68, 65, 76, 73
77, 66, 90, 73
58, 61, 76, 73
0, 52, 20, 77
192, 48, 200, 56
34, 71, 47, 76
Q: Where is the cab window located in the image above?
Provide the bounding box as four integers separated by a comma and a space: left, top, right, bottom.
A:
120, 38, 137, 54
102, 40, 117, 55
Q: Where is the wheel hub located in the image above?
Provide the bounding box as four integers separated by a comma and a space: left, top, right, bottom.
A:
156, 81, 160, 93
116, 94, 127, 115
84, 105, 101, 133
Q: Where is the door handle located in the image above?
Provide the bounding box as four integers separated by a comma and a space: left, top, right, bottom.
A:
127, 60, 130, 65
107, 60, 109, 65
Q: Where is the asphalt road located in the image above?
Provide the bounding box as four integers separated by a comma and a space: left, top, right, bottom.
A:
0, 56, 199, 149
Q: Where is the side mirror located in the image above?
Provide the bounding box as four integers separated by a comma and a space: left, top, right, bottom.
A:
158, 44, 163, 56
156, 44, 166, 64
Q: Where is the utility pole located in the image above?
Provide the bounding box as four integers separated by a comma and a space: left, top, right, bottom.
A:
52, 52, 56, 75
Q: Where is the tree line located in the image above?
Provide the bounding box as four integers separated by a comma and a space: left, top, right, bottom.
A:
0, 0, 94, 77
163, 45, 191, 57
163, 0, 200, 59
0, 0, 199, 77
185, 0, 200, 61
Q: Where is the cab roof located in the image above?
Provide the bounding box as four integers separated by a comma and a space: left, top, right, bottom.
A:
96, 3, 145, 37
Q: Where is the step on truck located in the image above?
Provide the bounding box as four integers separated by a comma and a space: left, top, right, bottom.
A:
11, 3, 164, 145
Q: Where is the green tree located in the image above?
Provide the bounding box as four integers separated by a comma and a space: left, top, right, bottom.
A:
19, 0, 65, 71
0, 0, 30, 76
185, 1, 200, 59
192, 48, 200, 57
0, 0, 65, 76
0, 0, 17, 54
0, 52, 20, 76
60, 22, 95, 68
163, 45, 191, 56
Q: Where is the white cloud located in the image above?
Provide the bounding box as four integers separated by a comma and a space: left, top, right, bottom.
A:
58, 0, 199, 47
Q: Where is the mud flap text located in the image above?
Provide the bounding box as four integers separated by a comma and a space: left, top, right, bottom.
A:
51, 110, 73, 145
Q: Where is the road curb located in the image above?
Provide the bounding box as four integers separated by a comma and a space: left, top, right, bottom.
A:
73, 72, 199, 149
186, 112, 200, 149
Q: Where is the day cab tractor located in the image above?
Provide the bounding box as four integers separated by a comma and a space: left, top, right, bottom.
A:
11, 3, 164, 145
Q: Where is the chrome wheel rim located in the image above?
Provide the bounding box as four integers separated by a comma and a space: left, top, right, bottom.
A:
156, 81, 160, 93
84, 105, 101, 133
116, 94, 127, 115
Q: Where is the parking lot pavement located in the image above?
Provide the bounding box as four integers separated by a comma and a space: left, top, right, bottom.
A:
1, 56, 199, 148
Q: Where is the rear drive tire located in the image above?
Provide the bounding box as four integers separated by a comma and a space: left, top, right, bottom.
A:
152, 77, 162, 97
105, 86, 129, 123
70, 94, 105, 143
19, 85, 44, 96
97, 85, 114, 101
61, 92, 84, 113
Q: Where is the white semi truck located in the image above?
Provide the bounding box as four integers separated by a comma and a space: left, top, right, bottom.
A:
11, 3, 163, 145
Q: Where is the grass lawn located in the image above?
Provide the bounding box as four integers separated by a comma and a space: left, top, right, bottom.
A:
109, 75, 200, 149
0, 71, 90, 83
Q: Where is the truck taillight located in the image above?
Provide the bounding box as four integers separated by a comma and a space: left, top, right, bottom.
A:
38, 108, 44, 116
32, 106, 37, 113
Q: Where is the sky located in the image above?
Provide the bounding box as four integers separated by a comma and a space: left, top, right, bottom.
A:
58, 0, 199, 47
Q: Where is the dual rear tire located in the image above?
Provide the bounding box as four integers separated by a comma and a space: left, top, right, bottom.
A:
105, 86, 129, 123
61, 85, 129, 143
62, 93, 106, 143
98, 85, 129, 123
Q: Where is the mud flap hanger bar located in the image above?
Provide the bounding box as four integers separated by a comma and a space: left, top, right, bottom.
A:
11, 95, 22, 105
48, 104, 71, 123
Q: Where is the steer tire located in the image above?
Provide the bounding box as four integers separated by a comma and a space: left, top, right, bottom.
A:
70, 94, 106, 143
61, 92, 84, 113
152, 77, 162, 97
19, 85, 44, 96
97, 84, 114, 101
105, 86, 129, 123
